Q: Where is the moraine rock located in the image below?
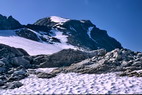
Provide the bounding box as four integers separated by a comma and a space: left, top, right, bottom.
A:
32, 49, 106, 68
2, 81, 23, 89
0, 44, 31, 89
7, 67, 28, 82
36, 72, 57, 79
10, 56, 31, 68
45, 48, 142, 78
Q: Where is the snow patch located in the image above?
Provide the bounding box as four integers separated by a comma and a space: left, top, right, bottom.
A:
35, 68, 56, 73
70, 26, 77, 32
50, 29, 68, 43
1, 71, 142, 94
50, 29, 76, 50
87, 27, 98, 44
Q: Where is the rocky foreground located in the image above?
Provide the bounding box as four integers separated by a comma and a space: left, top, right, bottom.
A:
0, 44, 142, 89
36, 48, 142, 78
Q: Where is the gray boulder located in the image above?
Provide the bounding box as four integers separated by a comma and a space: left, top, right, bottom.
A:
10, 56, 31, 68
3, 81, 23, 89
7, 68, 28, 81
37, 72, 57, 79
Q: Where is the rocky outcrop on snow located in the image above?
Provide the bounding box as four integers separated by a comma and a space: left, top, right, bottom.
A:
31, 49, 106, 68
15, 28, 41, 41
0, 14, 22, 30
43, 48, 142, 78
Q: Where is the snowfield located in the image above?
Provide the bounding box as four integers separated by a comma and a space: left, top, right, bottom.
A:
0, 68, 142, 94
0, 30, 76, 55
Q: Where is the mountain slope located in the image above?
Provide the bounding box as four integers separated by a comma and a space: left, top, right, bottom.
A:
0, 15, 122, 55
27, 16, 122, 51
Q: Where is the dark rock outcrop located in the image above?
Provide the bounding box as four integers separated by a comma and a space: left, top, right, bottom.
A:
15, 28, 41, 41
0, 14, 22, 30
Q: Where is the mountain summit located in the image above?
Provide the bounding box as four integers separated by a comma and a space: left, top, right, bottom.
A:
26, 16, 122, 51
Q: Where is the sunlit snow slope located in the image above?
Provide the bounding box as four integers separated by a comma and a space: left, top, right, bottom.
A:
0, 30, 75, 55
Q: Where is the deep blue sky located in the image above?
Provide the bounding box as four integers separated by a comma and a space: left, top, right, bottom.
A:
0, 0, 142, 51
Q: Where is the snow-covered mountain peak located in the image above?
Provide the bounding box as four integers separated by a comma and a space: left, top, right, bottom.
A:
50, 16, 69, 23
0, 14, 123, 55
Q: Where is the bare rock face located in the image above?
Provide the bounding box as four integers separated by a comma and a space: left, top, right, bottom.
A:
15, 28, 41, 41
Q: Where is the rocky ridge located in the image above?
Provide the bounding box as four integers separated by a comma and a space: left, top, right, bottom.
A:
0, 14, 22, 30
